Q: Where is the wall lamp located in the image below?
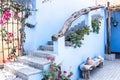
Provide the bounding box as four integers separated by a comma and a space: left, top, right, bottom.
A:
113, 20, 118, 27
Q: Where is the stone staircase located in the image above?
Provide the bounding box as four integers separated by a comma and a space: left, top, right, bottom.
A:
2, 41, 55, 80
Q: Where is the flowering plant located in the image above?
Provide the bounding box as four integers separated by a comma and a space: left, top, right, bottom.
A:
0, 9, 19, 63
42, 56, 73, 80
0, 0, 32, 63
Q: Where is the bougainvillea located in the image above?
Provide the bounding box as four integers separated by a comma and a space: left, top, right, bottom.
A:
0, 10, 18, 62
0, 0, 32, 63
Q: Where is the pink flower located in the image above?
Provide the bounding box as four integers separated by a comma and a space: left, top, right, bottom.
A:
50, 58, 55, 62
3, 10, 11, 20
7, 57, 10, 60
63, 70, 67, 74
46, 56, 50, 61
6, 41, 9, 44
14, 14, 19, 19
8, 32, 14, 39
9, 32, 14, 37
0, 19, 4, 26
57, 72, 61, 78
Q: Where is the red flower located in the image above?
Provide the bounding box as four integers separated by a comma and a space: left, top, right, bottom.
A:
68, 74, 72, 78
18, 48, 22, 50
67, 72, 73, 78
7, 57, 10, 60
10, 56, 13, 59
7, 57, 12, 62
50, 58, 54, 62
63, 70, 67, 74
2, 59, 6, 63
46, 56, 50, 61
50, 66, 54, 70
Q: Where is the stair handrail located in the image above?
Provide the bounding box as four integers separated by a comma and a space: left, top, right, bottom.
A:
52, 5, 104, 41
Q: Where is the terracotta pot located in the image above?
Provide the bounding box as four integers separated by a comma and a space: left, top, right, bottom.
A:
86, 57, 93, 65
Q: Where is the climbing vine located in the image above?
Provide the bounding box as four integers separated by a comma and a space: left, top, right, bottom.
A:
0, 0, 33, 63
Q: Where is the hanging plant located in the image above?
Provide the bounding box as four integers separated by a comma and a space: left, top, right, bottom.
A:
91, 19, 101, 34
65, 25, 90, 48
91, 14, 102, 34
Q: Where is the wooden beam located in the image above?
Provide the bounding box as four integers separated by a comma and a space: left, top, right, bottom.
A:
52, 5, 104, 41
107, 2, 111, 54
106, 5, 120, 11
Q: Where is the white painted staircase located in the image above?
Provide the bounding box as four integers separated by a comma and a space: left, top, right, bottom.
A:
1, 42, 55, 80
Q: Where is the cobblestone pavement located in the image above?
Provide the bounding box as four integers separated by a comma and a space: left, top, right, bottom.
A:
0, 69, 22, 80
79, 59, 120, 80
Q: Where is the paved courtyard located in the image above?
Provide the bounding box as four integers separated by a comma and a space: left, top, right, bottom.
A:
79, 59, 120, 80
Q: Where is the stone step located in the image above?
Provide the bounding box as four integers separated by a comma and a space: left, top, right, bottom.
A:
4, 62, 42, 80
47, 41, 53, 45
28, 50, 55, 59
40, 45, 53, 51
47, 41, 73, 46
17, 56, 50, 70
0, 69, 22, 80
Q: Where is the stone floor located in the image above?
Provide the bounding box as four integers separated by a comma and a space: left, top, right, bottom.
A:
79, 59, 120, 80
1, 59, 120, 80
0, 69, 22, 80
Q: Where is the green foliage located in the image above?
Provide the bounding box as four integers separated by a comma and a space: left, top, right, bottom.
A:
43, 60, 73, 80
0, 0, 34, 62
91, 19, 101, 34
65, 25, 90, 48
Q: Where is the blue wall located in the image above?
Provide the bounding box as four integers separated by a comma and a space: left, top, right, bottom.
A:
111, 11, 120, 52
24, 0, 106, 79
24, 0, 96, 51
52, 9, 106, 80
